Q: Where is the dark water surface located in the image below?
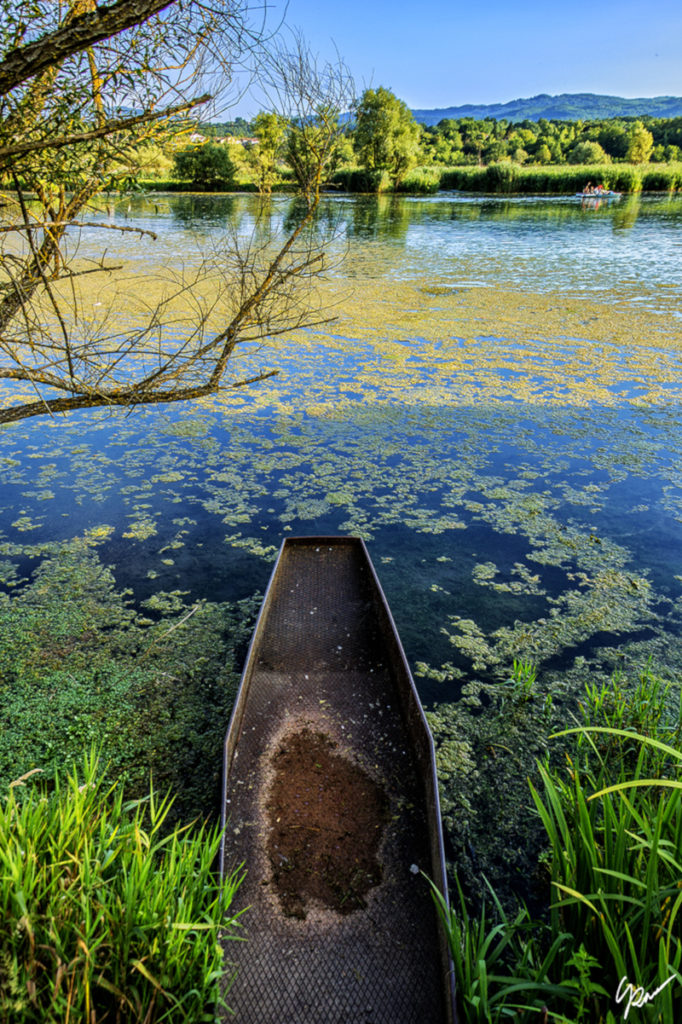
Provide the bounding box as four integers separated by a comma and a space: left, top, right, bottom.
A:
3, 192, 682, 706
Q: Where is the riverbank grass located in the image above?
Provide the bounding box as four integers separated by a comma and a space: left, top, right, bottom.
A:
0, 751, 244, 1023
431, 669, 682, 1023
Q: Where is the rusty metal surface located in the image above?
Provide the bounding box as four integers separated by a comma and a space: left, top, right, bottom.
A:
220, 537, 455, 1023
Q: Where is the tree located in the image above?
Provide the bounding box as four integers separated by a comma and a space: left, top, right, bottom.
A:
264, 35, 353, 207
567, 140, 610, 164
353, 86, 420, 189
173, 141, 236, 189
0, 3, 352, 424
244, 112, 288, 195
535, 143, 552, 165
626, 121, 654, 164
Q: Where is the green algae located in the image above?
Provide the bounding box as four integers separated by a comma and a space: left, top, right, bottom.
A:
2, 195, 682, 880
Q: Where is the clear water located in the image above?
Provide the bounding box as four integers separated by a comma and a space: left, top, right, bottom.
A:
4, 191, 682, 704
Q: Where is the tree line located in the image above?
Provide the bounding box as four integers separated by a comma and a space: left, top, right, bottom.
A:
164, 88, 682, 196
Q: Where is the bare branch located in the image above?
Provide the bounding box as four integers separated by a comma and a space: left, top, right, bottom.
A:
0, 93, 211, 165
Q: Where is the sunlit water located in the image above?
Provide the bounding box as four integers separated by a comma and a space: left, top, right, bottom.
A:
4, 192, 682, 705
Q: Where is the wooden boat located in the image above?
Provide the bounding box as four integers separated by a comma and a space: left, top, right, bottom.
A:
219, 536, 456, 1024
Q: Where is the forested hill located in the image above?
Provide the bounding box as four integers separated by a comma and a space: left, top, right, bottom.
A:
412, 93, 682, 124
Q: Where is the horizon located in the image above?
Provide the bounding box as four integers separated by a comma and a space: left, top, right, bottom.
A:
221, 0, 682, 119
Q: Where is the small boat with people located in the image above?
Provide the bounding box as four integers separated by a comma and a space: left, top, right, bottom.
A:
575, 183, 621, 199
219, 535, 456, 1023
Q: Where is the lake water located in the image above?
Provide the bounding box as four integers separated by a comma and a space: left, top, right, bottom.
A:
3, 191, 682, 707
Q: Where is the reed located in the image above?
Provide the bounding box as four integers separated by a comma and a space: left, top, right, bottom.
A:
429, 874, 573, 1022
432, 668, 682, 1022
0, 749, 245, 1023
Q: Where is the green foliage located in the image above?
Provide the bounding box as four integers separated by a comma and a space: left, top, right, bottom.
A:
508, 657, 537, 701
428, 874, 573, 1022
626, 122, 655, 164
395, 165, 441, 194
568, 141, 610, 165
0, 541, 257, 822
285, 107, 347, 204
353, 86, 421, 189
245, 112, 288, 195
172, 143, 236, 190
0, 751, 244, 1023
431, 667, 682, 1023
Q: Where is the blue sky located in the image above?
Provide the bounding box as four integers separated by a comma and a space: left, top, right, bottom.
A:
230, 0, 682, 116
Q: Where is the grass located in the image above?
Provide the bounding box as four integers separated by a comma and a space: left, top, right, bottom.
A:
0, 750, 245, 1022
329, 161, 682, 195
431, 667, 682, 1023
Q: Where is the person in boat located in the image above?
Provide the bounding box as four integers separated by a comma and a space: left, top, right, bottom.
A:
583, 182, 594, 194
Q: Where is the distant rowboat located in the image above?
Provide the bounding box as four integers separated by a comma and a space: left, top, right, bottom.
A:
219, 535, 456, 1023
575, 190, 621, 199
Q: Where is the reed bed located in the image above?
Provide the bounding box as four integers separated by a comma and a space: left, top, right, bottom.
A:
0, 750, 244, 1023
329, 162, 682, 195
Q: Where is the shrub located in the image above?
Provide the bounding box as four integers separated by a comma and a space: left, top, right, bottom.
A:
568, 141, 610, 165
395, 166, 441, 194
172, 143, 236, 190
0, 751, 245, 1022
485, 161, 518, 193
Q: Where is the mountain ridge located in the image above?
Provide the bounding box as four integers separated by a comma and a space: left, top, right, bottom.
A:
411, 93, 682, 125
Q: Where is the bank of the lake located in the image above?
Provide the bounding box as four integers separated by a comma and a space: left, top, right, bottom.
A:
140, 160, 682, 195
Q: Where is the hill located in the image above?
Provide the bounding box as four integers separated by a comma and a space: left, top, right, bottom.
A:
411, 93, 682, 125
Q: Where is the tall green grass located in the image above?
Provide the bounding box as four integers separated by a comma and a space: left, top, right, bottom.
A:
432, 668, 682, 1023
334, 162, 682, 195
0, 750, 244, 1022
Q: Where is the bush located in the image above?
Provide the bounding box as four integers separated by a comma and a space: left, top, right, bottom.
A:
568, 140, 610, 165
172, 143, 236, 190
0, 751, 245, 1022
485, 161, 518, 193
395, 166, 441, 194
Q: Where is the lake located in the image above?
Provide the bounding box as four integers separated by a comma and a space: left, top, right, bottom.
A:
3, 190, 682, 705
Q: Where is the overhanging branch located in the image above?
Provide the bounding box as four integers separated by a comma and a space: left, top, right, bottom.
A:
0, 0, 176, 95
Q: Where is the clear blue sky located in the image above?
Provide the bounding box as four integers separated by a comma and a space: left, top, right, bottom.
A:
229, 0, 682, 116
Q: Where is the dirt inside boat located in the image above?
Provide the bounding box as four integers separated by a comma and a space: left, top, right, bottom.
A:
220, 537, 454, 1024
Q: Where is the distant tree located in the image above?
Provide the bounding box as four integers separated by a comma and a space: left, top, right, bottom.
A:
244, 112, 288, 195
353, 86, 421, 188
173, 142, 236, 189
483, 140, 508, 164
626, 121, 654, 164
567, 140, 610, 164
535, 143, 552, 164
286, 107, 347, 200
596, 122, 630, 160
462, 119, 495, 166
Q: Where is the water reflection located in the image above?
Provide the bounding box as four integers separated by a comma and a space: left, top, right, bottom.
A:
102, 192, 682, 305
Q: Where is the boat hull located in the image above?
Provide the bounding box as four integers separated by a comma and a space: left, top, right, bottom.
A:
220, 536, 456, 1023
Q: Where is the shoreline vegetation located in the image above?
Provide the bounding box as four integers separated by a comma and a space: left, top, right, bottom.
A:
137, 161, 682, 196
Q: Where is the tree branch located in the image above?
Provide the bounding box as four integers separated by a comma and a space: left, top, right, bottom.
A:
0, 369, 279, 424
0, 0, 176, 96
0, 93, 211, 164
